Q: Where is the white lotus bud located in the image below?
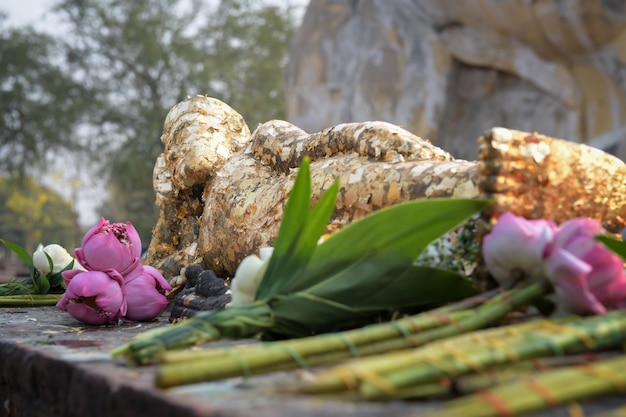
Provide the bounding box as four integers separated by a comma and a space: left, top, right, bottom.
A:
32, 244, 76, 275
230, 247, 274, 306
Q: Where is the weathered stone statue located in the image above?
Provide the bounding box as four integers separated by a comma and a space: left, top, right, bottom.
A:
146, 95, 626, 281
287, 0, 626, 160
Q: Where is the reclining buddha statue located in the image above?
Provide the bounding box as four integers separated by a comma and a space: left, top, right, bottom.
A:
146, 95, 626, 283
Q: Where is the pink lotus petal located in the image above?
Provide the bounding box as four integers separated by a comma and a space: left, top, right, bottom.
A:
122, 266, 171, 322
61, 269, 82, 286
143, 265, 172, 292
546, 247, 605, 315
482, 212, 555, 286
56, 269, 126, 325
75, 218, 143, 277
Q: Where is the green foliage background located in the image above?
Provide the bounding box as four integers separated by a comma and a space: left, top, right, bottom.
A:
0, 177, 81, 252
0, 0, 301, 250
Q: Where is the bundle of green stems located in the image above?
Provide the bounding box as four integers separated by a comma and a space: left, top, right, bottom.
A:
402, 353, 618, 399
291, 309, 626, 401
0, 294, 62, 306
156, 283, 546, 388
428, 353, 626, 417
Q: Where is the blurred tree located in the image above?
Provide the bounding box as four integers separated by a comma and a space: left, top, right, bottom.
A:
200, 0, 298, 127
0, 13, 94, 176
0, 176, 82, 253
0, 14, 92, 245
53, 0, 299, 244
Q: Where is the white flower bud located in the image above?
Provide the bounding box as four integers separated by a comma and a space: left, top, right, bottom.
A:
32, 244, 77, 275
229, 247, 274, 306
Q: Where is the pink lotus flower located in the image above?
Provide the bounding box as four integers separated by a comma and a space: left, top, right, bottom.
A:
75, 218, 142, 276
122, 265, 172, 321
56, 269, 127, 325
482, 212, 556, 287
545, 218, 626, 314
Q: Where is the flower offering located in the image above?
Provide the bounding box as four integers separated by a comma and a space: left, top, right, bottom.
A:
56, 218, 171, 324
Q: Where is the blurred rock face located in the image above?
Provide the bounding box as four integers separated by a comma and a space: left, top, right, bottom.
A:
286, 0, 626, 160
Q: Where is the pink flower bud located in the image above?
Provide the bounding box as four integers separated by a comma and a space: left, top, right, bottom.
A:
545, 218, 626, 314
61, 269, 83, 288
75, 218, 142, 276
482, 212, 556, 286
56, 269, 127, 325
122, 265, 172, 322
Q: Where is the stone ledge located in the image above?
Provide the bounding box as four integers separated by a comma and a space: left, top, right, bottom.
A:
1, 307, 624, 417
0, 307, 212, 417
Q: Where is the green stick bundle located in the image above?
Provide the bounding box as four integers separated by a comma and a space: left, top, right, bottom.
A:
112, 158, 488, 365
155, 283, 544, 388
428, 353, 626, 417
291, 310, 626, 400
387, 353, 617, 400
154, 308, 473, 387
0, 294, 63, 306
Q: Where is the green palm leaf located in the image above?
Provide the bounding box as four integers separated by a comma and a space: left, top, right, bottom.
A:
256, 157, 339, 300
597, 234, 626, 260
282, 198, 490, 294
269, 265, 476, 338
1, 239, 34, 273
264, 196, 489, 338
0, 239, 48, 294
